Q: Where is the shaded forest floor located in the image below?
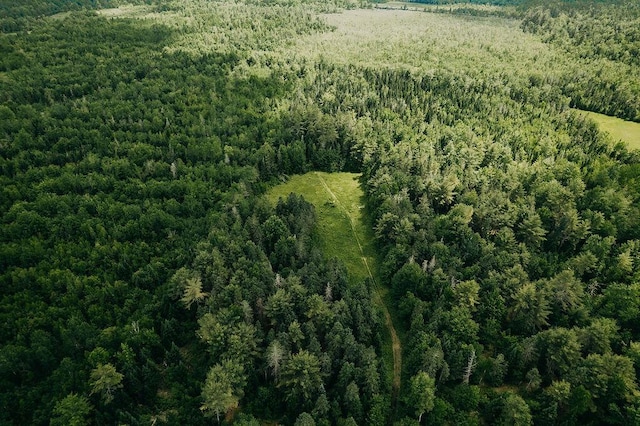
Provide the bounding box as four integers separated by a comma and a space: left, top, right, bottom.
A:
267, 172, 403, 414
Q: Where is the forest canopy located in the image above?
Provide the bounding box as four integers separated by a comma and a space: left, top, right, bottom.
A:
1, 0, 640, 424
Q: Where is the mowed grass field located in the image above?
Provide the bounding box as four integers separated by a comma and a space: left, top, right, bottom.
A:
267, 172, 402, 396
578, 110, 640, 150
267, 172, 373, 285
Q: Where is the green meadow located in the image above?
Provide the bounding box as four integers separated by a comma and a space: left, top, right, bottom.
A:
267, 172, 403, 404
267, 172, 370, 285
578, 109, 640, 150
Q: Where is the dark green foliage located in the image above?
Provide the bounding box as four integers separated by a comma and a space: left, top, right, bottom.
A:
294, 23, 640, 425
50, 393, 92, 426
2, 1, 640, 425
0, 10, 382, 422
0, 11, 306, 425
176, 193, 386, 423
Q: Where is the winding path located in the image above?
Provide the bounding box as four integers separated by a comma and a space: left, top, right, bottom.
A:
315, 173, 402, 409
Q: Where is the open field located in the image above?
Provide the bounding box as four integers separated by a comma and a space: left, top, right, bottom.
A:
267, 172, 402, 407
577, 109, 640, 150
267, 172, 370, 284
96, 5, 154, 18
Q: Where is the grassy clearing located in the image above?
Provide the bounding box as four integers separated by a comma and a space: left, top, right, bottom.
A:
267, 172, 402, 405
48, 11, 73, 20
267, 172, 369, 284
91, 4, 193, 35
577, 109, 640, 150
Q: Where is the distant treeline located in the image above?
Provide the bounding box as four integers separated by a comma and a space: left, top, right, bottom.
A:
0, 0, 156, 32
405, 0, 632, 7
521, 1, 640, 121
404, 0, 519, 5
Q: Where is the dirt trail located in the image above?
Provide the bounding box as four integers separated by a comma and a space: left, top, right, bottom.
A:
315, 173, 402, 408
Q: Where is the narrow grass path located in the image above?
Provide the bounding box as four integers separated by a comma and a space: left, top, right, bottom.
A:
267, 172, 402, 414
314, 173, 402, 403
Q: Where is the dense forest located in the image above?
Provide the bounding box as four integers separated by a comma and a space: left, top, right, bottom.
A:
521, 1, 640, 121
1, 0, 640, 424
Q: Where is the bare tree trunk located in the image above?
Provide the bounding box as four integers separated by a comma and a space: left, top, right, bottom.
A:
462, 349, 476, 384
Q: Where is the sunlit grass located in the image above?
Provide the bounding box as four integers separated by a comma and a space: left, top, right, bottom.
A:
577, 109, 640, 150
266, 172, 400, 392
89, 4, 189, 31
267, 172, 369, 284
48, 11, 73, 20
